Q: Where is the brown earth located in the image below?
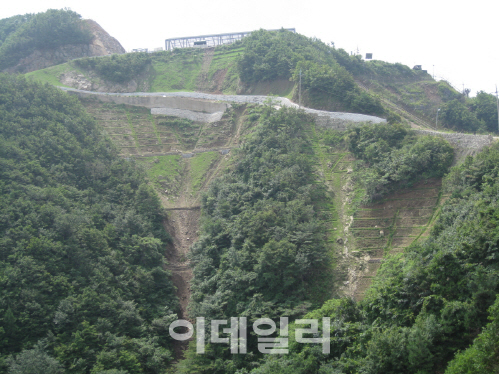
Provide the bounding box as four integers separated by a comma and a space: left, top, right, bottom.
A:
196, 48, 215, 92
164, 209, 199, 321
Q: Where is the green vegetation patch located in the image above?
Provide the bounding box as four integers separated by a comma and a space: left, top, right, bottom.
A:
138, 155, 182, 193
0, 13, 34, 48
25, 62, 76, 87
208, 48, 242, 80
155, 116, 200, 149
149, 50, 203, 92
189, 151, 219, 193
0, 9, 92, 71
347, 123, 454, 202
74, 52, 151, 84
237, 29, 384, 115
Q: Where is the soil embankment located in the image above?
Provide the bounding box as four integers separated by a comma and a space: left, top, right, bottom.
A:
161, 160, 202, 360
164, 209, 199, 321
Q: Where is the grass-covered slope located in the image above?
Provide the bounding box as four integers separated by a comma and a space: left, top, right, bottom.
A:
0, 75, 178, 373
0, 9, 92, 72
349, 59, 498, 133
27, 45, 241, 94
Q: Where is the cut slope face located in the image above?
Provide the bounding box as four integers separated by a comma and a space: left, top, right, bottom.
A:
349, 178, 443, 300
26, 46, 289, 97
84, 19, 125, 56
81, 95, 453, 321
312, 128, 446, 301
79, 98, 238, 157
79, 97, 247, 319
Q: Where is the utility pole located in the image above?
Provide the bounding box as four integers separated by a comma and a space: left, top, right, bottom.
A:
299, 69, 302, 108
436, 108, 440, 129
496, 85, 499, 133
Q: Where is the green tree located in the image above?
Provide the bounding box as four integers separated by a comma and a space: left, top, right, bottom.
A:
440, 99, 483, 132
444, 296, 499, 374
0, 9, 93, 71
7, 342, 64, 374
0, 74, 176, 371
470, 91, 498, 133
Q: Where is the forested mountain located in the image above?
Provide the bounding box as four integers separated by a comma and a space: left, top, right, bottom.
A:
2, 13, 499, 374
0, 75, 178, 373
0, 14, 34, 48
0, 9, 125, 74
175, 110, 458, 373
0, 10, 93, 71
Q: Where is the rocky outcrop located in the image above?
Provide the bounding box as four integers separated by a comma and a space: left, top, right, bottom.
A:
58, 71, 141, 93
83, 19, 124, 56
5, 19, 125, 73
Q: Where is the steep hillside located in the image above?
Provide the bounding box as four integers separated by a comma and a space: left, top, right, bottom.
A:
66, 88, 460, 371
27, 28, 499, 134
26, 30, 384, 115
0, 75, 177, 373
7, 22, 499, 373
0, 9, 124, 74
243, 141, 499, 374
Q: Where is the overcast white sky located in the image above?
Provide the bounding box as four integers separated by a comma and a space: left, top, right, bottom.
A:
1, 0, 497, 97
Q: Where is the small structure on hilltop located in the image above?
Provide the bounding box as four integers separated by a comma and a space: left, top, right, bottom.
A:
165, 28, 296, 51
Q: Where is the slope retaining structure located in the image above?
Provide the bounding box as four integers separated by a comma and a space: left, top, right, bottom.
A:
62, 88, 499, 151
415, 130, 495, 150
62, 88, 386, 128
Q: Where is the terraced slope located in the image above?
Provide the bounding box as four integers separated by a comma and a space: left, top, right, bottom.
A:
351, 178, 444, 300
311, 127, 447, 301
80, 98, 238, 157
79, 98, 244, 340
79, 95, 459, 316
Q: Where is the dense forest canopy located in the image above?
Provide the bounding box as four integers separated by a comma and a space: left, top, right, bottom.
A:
0, 14, 34, 48
438, 91, 499, 133
346, 123, 454, 201
0, 9, 93, 71
0, 75, 178, 373
237, 29, 384, 115
177, 104, 333, 373
74, 53, 151, 84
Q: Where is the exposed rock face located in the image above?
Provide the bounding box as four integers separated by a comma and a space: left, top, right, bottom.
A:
5, 19, 125, 73
59, 71, 140, 93
84, 19, 124, 56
